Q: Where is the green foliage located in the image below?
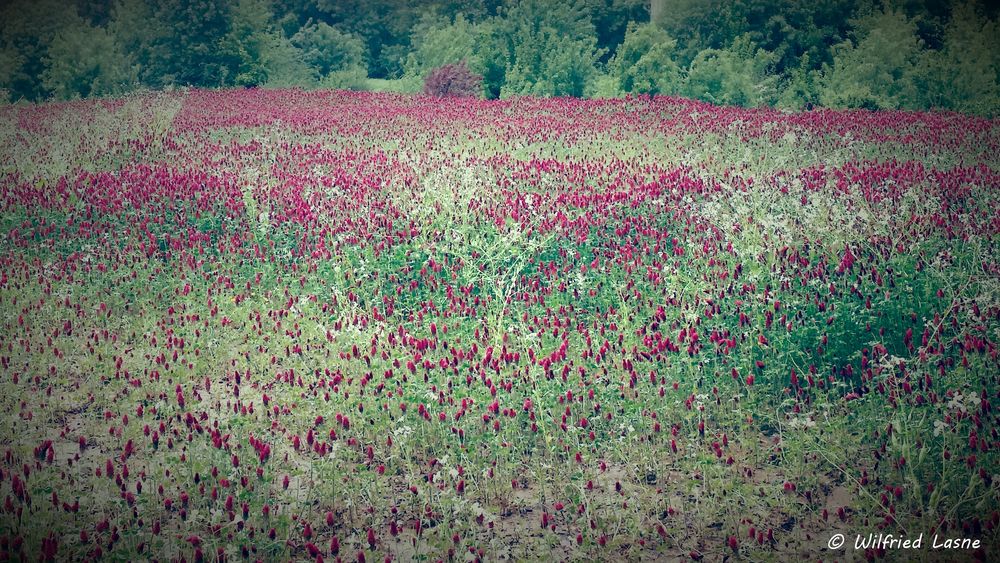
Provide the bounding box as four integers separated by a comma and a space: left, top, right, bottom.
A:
580, 0, 649, 61
912, 1, 1000, 115
818, 8, 924, 110
41, 21, 134, 99
221, 0, 281, 87
258, 36, 315, 88
403, 0, 606, 99
775, 55, 819, 110
221, 0, 314, 88
0, 0, 998, 115
589, 72, 622, 98
0, 47, 25, 103
107, 0, 168, 88
498, 0, 604, 97
309, 0, 450, 78
653, 0, 749, 66
151, 0, 239, 87
0, 0, 80, 100
609, 22, 681, 96
654, 0, 860, 73
291, 19, 367, 83
501, 0, 599, 45
683, 35, 778, 107
471, 19, 511, 99
319, 68, 369, 91
404, 13, 479, 79
502, 29, 603, 98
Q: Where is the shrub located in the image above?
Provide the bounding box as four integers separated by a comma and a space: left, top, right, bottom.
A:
817, 9, 923, 111
912, 2, 1000, 116
291, 20, 367, 84
609, 22, 681, 96
320, 68, 370, 91
501, 29, 602, 98
683, 35, 778, 107
404, 13, 478, 79
423, 61, 482, 98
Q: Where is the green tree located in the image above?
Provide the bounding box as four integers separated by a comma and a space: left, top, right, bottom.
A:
578, 0, 649, 61
291, 20, 367, 88
683, 35, 777, 107
652, 0, 859, 73
609, 22, 681, 95
471, 19, 511, 98
497, 0, 604, 97
775, 54, 819, 110
914, 1, 999, 115
502, 28, 602, 97
501, 0, 597, 44
306, 0, 428, 78
404, 13, 479, 78
41, 20, 134, 99
818, 8, 924, 110
0, 0, 80, 100
221, 0, 278, 87
651, 0, 742, 67
752, 0, 859, 75
217, 0, 315, 88
0, 47, 25, 102
130, 0, 240, 87
257, 34, 314, 88
107, 0, 168, 89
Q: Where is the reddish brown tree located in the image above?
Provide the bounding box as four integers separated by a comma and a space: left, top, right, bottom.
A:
423, 61, 482, 98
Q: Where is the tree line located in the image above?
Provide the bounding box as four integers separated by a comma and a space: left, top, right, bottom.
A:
1, 0, 997, 115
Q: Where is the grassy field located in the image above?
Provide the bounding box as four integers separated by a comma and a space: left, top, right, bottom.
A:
0, 89, 998, 562
364, 78, 422, 94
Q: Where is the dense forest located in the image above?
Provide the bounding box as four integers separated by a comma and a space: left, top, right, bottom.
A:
1, 0, 998, 114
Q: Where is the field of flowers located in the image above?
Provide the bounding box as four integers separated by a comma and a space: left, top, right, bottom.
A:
0, 89, 998, 562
